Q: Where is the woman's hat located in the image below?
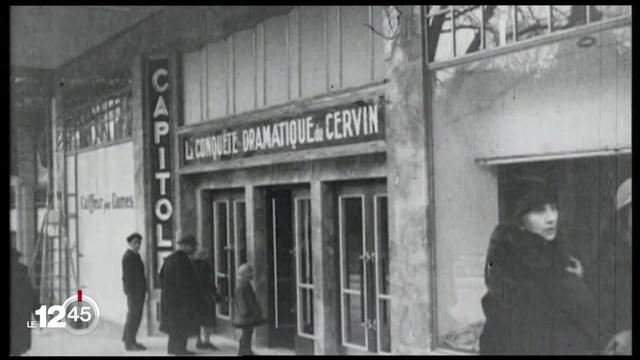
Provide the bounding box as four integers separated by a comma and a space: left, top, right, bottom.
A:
616, 178, 631, 211
511, 177, 558, 223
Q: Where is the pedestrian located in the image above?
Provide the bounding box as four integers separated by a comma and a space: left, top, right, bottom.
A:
192, 248, 220, 350
10, 247, 40, 356
478, 179, 599, 355
586, 177, 632, 355
121, 232, 147, 351
159, 234, 200, 356
232, 263, 265, 356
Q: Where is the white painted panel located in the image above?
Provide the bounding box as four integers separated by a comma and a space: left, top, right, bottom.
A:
341, 6, 373, 88
326, 6, 341, 91
264, 15, 289, 106
183, 50, 203, 125
227, 36, 235, 114
299, 6, 327, 98
256, 22, 265, 108
234, 29, 256, 114
206, 40, 229, 120
288, 8, 300, 100
76, 142, 137, 324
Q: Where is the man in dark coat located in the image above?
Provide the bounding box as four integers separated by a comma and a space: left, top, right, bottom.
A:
586, 177, 632, 355
121, 232, 147, 351
159, 234, 200, 355
232, 263, 265, 356
10, 247, 40, 356
192, 249, 219, 350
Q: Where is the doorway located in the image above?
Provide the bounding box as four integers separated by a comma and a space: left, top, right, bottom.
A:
265, 185, 314, 353
335, 179, 391, 354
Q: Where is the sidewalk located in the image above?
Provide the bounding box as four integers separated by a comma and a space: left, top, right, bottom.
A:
27, 320, 294, 356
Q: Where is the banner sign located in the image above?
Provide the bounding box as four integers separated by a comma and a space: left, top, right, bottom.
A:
147, 57, 174, 286
180, 96, 385, 167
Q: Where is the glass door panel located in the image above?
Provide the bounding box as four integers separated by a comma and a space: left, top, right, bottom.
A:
214, 200, 231, 318
295, 197, 315, 338
340, 195, 367, 349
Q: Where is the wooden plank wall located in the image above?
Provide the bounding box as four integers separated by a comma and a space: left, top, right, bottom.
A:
183, 6, 387, 126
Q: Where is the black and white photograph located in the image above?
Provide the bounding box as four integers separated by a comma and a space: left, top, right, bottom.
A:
9, 5, 632, 356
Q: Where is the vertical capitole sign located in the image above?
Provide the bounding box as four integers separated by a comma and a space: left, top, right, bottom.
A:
147, 57, 173, 286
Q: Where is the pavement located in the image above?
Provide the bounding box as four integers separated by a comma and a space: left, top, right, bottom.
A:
27, 320, 295, 356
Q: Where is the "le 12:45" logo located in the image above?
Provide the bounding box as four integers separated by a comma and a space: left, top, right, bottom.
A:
27, 291, 101, 335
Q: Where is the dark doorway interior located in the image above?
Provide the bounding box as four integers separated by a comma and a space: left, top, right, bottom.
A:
266, 188, 296, 349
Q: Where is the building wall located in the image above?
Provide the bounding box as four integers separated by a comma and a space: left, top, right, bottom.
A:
430, 20, 631, 352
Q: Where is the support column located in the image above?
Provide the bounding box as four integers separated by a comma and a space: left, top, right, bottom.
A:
311, 180, 340, 355
385, 6, 433, 354
131, 55, 153, 335
244, 185, 256, 267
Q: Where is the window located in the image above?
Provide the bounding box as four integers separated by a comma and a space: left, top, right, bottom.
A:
64, 88, 132, 153
427, 5, 632, 63
295, 198, 314, 338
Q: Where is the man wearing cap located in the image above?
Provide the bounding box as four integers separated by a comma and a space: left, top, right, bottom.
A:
586, 178, 632, 355
122, 232, 147, 351
159, 234, 200, 355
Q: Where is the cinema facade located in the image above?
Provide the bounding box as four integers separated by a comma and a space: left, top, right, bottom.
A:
50, 6, 630, 355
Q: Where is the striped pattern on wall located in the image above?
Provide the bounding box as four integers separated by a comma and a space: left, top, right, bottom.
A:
183, 6, 387, 125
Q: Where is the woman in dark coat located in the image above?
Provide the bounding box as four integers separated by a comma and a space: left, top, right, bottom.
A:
192, 249, 219, 350
10, 247, 40, 356
159, 235, 200, 355
232, 263, 265, 356
479, 180, 599, 355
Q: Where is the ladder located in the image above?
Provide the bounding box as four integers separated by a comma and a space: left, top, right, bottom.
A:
29, 195, 77, 306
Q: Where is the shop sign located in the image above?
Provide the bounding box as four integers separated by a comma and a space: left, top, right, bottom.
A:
147, 57, 174, 261
180, 97, 385, 167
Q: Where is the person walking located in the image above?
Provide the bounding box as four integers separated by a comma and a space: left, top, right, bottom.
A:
586, 177, 632, 355
10, 247, 40, 356
159, 234, 200, 356
121, 232, 147, 351
232, 263, 265, 356
192, 249, 220, 350
479, 179, 599, 355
